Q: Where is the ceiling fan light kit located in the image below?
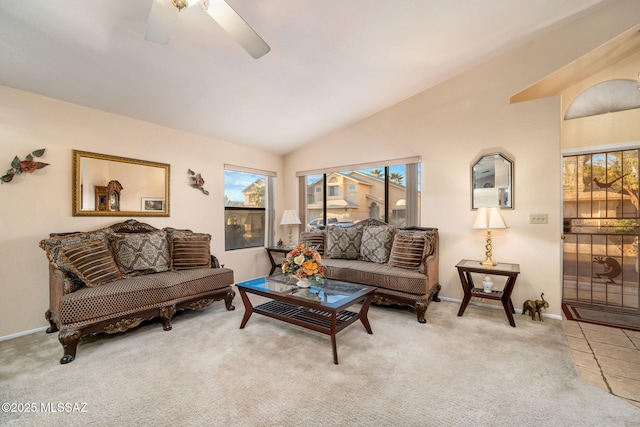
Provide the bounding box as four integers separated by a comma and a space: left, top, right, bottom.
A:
145, 0, 270, 59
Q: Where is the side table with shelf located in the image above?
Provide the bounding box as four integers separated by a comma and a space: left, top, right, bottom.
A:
265, 246, 295, 275
455, 259, 520, 327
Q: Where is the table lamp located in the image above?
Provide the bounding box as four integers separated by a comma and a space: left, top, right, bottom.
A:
472, 206, 509, 267
280, 210, 301, 246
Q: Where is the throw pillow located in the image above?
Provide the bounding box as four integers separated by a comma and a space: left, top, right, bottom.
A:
388, 232, 426, 270
360, 226, 396, 264
299, 231, 325, 255
325, 225, 362, 260
39, 227, 114, 293
60, 239, 124, 287
171, 234, 212, 270
39, 227, 113, 275
110, 230, 170, 275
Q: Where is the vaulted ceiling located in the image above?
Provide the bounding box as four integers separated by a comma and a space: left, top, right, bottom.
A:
0, 0, 611, 154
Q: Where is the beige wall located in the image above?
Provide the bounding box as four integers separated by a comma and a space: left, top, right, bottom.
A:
0, 86, 283, 337
284, 1, 640, 318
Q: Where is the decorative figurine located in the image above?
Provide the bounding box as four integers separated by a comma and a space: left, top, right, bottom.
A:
277, 238, 283, 247
482, 275, 494, 293
522, 292, 549, 321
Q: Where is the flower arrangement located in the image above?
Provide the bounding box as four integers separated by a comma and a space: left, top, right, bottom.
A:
282, 243, 325, 285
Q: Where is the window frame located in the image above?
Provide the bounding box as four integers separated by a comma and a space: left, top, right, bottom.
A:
297, 158, 421, 229
223, 166, 276, 251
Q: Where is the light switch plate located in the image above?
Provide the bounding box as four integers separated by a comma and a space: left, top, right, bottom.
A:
530, 213, 548, 224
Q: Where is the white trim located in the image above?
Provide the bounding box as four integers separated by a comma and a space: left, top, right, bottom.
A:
224, 164, 276, 177
0, 326, 48, 342
296, 156, 421, 177
562, 140, 640, 156
439, 297, 562, 320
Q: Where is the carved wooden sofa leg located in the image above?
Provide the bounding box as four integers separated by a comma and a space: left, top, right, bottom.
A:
45, 309, 58, 333
58, 329, 81, 364
415, 302, 428, 324
160, 305, 176, 331
224, 289, 236, 311
432, 284, 442, 302
415, 284, 443, 323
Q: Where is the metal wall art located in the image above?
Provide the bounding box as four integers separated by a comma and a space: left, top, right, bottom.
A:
1, 148, 49, 183
188, 169, 209, 195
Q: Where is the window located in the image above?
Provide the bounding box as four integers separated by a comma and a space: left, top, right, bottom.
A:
224, 167, 275, 250
299, 159, 420, 230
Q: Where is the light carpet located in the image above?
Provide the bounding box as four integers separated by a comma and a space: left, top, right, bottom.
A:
1, 295, 639, 426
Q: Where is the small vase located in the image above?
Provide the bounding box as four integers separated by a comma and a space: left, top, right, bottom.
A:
482, 275, 494, 293
296, 278, 311, 288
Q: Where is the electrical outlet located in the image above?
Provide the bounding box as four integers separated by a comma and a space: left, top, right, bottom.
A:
530, 213, 548, 224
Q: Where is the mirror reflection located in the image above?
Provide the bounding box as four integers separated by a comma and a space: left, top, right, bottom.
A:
72, 150, 170, 217
472, 153, 513, 209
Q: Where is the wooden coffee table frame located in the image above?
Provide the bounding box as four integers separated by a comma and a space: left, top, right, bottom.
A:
237, 279, 376, 364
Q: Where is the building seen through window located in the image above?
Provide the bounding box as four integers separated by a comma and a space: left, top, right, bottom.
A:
224, 170, 267, 250
304, 163, 420, 230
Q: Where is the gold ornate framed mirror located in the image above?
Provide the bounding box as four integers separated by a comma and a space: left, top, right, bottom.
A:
72, 150, 170, 217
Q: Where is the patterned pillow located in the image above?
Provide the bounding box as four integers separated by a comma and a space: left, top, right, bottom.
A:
299, 231, 325, 255
60, 239, 124, 287
39, 227, 114, 293
388, 232, 426, 270
325, 226, 362, 260
110, 230, 170, 275
39, 227, 113, 274
163, 227, 196, 240
360, 226, 396, 263
171, 234, 212, 270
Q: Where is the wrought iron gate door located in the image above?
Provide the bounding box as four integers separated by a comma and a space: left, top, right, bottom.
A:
563, 149, 640, 316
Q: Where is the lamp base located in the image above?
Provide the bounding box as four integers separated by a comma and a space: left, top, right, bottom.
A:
480, 230, 497, 266
479, 257, 497, 267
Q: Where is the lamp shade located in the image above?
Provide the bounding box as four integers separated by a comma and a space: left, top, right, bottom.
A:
472, 207, 509, 230
280, 210, 301, 225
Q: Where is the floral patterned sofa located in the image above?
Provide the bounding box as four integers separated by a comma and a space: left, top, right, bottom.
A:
40, 219, 235, 364
300, 218, 440, 323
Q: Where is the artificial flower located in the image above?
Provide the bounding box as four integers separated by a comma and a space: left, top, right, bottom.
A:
281, 243, 325, 285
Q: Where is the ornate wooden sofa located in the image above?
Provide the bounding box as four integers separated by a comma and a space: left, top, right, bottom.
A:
40, 220, 235, 364
300, 218, 440, 323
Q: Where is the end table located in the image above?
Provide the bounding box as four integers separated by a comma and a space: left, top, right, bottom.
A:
455, 259, 520, 327
265, 246, 295, 275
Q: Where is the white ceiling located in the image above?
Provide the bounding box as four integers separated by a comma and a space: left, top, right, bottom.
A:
0, 0, 611, 154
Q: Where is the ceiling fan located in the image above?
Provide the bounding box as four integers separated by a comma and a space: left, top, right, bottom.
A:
144, 0, 270, 59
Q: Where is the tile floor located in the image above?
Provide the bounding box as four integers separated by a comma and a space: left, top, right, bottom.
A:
562, 319, 640, 408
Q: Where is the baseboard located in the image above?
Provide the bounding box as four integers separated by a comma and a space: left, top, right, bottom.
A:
438, 296, 562, 321
0, 326, 48, 342
0, 299, 563, 342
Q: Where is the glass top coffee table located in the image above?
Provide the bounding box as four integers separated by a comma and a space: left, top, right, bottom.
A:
236, 275, 376, 364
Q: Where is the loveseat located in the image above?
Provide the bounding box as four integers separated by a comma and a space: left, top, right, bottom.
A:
40, 219, 235, 364
300, 218, 440, 323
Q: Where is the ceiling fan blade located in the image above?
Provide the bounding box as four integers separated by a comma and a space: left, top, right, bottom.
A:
145, 0, 179, 44
203, 0, 270, 59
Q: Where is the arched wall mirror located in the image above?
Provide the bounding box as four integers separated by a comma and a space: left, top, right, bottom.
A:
471, 153, 513, 209
72, 150, 170, 217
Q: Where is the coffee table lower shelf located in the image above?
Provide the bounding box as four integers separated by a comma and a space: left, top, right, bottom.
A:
255, 300, 359, 329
